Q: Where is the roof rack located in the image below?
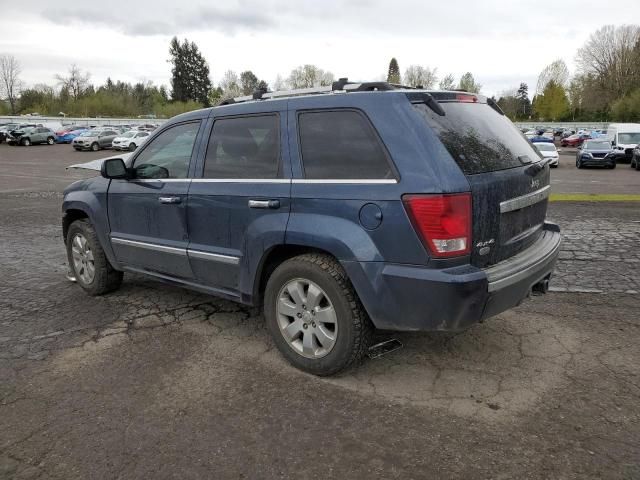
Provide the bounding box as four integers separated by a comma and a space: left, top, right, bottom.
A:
219, 78, 415, 105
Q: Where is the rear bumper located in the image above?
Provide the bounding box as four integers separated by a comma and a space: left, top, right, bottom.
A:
343, 222, 561, 332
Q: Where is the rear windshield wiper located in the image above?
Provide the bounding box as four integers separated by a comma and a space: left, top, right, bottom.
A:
408, 92, 445, 116
487, 97, 505, 116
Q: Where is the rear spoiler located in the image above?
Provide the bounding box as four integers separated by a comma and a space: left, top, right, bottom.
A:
406, 91, 505, 116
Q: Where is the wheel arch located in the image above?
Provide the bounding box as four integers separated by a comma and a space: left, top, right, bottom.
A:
62, 208, 89, 243
251, 244, 334, 304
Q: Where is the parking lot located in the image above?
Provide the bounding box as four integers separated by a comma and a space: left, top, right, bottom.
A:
1, 144, 639, 478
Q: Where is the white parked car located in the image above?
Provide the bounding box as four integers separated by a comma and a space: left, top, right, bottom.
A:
111, 130, 151, 151
533, 141, 560, 168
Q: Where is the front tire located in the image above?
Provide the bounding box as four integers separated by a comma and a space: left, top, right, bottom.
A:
576, 158, 583, 169
128, 142, 136, 152
47, 136, 55, 145
91, 142, 100, 151
264, 253, 373, 376
21, 137, 31, 146
66, 220, 123, 296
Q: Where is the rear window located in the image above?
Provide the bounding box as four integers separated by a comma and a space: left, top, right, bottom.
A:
413, 102, 540, 175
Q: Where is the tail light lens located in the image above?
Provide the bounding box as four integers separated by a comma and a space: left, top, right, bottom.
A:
402, 193, 472, 258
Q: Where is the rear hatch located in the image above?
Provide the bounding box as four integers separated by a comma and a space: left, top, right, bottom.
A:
412, 92, 550, 268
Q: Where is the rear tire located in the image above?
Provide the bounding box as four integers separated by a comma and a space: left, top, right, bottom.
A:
66, 219, 123, 296
636, 157, 640, 171
264, 253, 374, 376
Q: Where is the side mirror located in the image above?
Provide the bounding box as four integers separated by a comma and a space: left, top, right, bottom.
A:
101, 158, 128, 179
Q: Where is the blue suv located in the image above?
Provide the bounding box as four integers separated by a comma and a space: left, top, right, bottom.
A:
62, 81, 561, 375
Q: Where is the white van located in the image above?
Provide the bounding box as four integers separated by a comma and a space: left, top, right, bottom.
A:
607, 123, 640, 161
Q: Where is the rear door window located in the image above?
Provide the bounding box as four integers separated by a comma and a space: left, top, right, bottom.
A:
203, 114, 280, 179
413, 102, 539, 175
298, 110, 394, 179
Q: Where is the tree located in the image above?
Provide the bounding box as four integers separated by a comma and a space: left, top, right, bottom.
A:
533, 80, 569, 121
219, 70, 242, 98
403, 65, 438, 88
240, 70, 259, 95
611, 88, 640, 121
0, 54, 22, 114
576, 25, 640, 100
458, 72, 481, 93
438, 74, 455, 90
536, 59, 569, 96
496, 89, 520, 119
287, 65, 334, 89
55, 64, 91, 100
387, 58, 401, 84
168, 36, 212, 106
515, 82, 531, 118
273, 74, 286, 91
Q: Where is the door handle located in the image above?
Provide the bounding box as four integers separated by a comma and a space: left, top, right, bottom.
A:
248, 199, 280, 209
158, 196, 181, 204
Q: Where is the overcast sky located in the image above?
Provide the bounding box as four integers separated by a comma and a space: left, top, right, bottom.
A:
1, 0, 638, 98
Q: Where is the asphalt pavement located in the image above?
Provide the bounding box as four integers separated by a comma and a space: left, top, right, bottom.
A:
0, 143, 638, 479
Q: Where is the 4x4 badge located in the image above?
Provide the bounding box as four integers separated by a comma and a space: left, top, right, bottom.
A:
531, 179, 541, 189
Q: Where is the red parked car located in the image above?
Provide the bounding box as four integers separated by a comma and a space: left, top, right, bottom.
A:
561, 133, 590, 148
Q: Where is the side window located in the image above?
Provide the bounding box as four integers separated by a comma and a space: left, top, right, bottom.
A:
203, 115, 280, 179
298, 110, 393, 179
133, 122, 200, 179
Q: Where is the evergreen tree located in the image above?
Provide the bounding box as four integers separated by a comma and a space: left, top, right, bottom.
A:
516, 82, 531, 118
169, 36, 212, 106
387, 58, 401, 84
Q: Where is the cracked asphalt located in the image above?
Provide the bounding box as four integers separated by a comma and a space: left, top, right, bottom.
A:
1, 144, 639, 479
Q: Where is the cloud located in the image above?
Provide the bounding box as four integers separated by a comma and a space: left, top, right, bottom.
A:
42, 4, 276, 36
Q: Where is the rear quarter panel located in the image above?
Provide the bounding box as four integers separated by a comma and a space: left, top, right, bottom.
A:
286, 92, 470, 266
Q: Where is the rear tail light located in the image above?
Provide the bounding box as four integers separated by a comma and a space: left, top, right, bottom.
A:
402, 193, 472, 258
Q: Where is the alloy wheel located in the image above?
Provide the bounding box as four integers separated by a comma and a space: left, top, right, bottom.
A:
276, 278, 338, 359
70, 233, 95, 284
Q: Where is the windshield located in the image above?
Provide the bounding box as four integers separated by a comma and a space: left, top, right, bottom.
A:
585, 141, 610, 149
121, 131, 136, 138
413, 102, 539, 174
534, 143, 556, 152
80, 131, 97, 137
618, 132, 640, 144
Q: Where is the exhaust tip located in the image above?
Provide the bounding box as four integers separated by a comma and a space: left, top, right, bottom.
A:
532, 277, 550, 296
